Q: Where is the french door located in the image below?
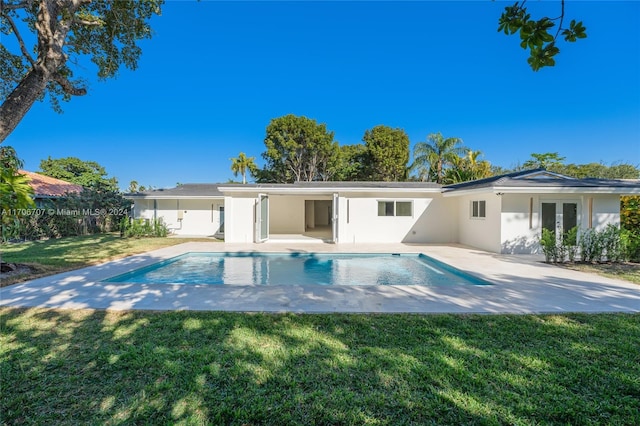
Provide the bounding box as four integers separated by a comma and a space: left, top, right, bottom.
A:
255, 194, 269, 243
541, 201, 578, 238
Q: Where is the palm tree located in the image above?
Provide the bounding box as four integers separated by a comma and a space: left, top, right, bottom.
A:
230, 152, 257, 184
410, 133, 465, 183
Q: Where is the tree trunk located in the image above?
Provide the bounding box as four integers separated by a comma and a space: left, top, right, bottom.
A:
0, 67, 49, 143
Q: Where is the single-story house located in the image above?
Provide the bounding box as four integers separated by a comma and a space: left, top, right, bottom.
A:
20, 170, 84, 206
126, 169, 640, 254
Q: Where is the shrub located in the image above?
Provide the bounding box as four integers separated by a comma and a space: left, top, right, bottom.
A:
122, 218, 168, 238
540, 228, 557, 263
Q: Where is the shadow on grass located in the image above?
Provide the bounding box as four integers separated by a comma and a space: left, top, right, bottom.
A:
1, 309, 639, 425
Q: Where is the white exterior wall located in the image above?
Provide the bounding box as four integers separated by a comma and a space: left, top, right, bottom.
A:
133, 198, 224, 236
500, 194, 539, 254
338, 193, 455, 244
133, 199, 154, 220
499, 194, 621, 254
591, 195, 621, 230
455, 194, 502, 253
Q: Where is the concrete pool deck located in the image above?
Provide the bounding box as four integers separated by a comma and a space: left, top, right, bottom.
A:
1, 242, 639, 314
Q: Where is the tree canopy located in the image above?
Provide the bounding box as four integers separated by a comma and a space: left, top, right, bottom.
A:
0, 0, 164, 142
230, 152, 258, 184
39, 156, 118, 191
410, 133, 466, 184
260, 115, 339, 183
362, 125, 410, 182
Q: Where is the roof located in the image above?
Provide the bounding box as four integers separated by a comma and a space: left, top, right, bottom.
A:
126, 183, 224, 199
443, 169, 640, 196
126, 181, 442, 198
20, 170, 84, 198
124, 170, 640, 199
219, 181, 442, 194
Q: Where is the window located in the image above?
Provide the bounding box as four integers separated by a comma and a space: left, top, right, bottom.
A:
471, 200, 486, 218
396, 202, 412, 217
378, 201, 412, 217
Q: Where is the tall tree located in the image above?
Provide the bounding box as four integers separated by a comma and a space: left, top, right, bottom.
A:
127, 180, 139, 193
230, 152, 257, 184
331, 143, 369, 181
362, 125, 410, 182
39, 156, 118, 191
498, 0, 587, 71
0, 0, 163, 142
444, 149, 492, 184
411, 132, 465, 184
260, 115, 339, 183
522, 152, 566, 171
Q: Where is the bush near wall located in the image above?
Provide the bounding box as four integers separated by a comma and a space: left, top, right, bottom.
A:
120, 218, 168, 238
541, 224, 638, 264
621, 196, 640, 262
1, 189, 129, 242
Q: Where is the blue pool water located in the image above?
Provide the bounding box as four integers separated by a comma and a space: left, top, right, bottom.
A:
104, 252, 490, 286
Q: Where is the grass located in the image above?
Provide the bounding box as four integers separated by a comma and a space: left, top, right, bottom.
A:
0, 234, 216, 287
562, 262, 640, 285
1, 309, 638, 425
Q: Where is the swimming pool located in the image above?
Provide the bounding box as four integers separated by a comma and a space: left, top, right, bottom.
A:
104, 252, 490, 286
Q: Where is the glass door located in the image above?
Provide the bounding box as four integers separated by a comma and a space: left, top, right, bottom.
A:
541, 201, 578, 239
255, 194, 269, 243
332, 193, 338, 243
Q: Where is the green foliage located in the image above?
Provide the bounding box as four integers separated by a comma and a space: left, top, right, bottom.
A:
0, 146, 34, 225
498, 1, 587, 71
540, 228, 557, 263
128, 180, 139, 193
260, 114, 339, 183
564, 226, 579, 262
39, 156, 118, 191
442, 149, 493, 184
121, 218, 168, 238
522, 152, 566, 171
0, 0, 163, 109
2, 310, 639, 424
230, 152, 258, 184
620, 228, 640, 263
362, 125, 410, 182
577, 225, 629, 263
541, 226, 629, 264
1, 188, 129, 242
331, 144, 370, 181
410, 132, 465, 183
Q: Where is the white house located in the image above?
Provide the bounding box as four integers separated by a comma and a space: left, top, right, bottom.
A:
127, 169, 640, 254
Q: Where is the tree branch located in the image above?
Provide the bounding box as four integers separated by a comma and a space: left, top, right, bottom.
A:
4, 12, 36, 66
554, 0, 565, 40
0, 1, 32, 12
52, 73, 86, 96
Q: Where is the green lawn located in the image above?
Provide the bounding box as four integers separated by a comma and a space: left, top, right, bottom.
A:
1, 309, 638, 425
0, 234, 215, 286
563, 262, 640, 285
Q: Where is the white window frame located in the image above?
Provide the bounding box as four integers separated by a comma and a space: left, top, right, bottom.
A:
377, 200, 413, 217
471, 200, 486, 219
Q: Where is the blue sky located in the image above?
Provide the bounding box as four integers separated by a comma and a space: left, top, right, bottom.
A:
5, 0, 640, 189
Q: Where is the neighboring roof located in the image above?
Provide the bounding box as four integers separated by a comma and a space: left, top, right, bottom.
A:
443, 168, 640, 196
125, 184, 224, 199
20, 170, 84, 198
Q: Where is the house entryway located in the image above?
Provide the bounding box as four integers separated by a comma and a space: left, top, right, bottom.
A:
255, 194, 337, 243
541, 201, 578, 238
